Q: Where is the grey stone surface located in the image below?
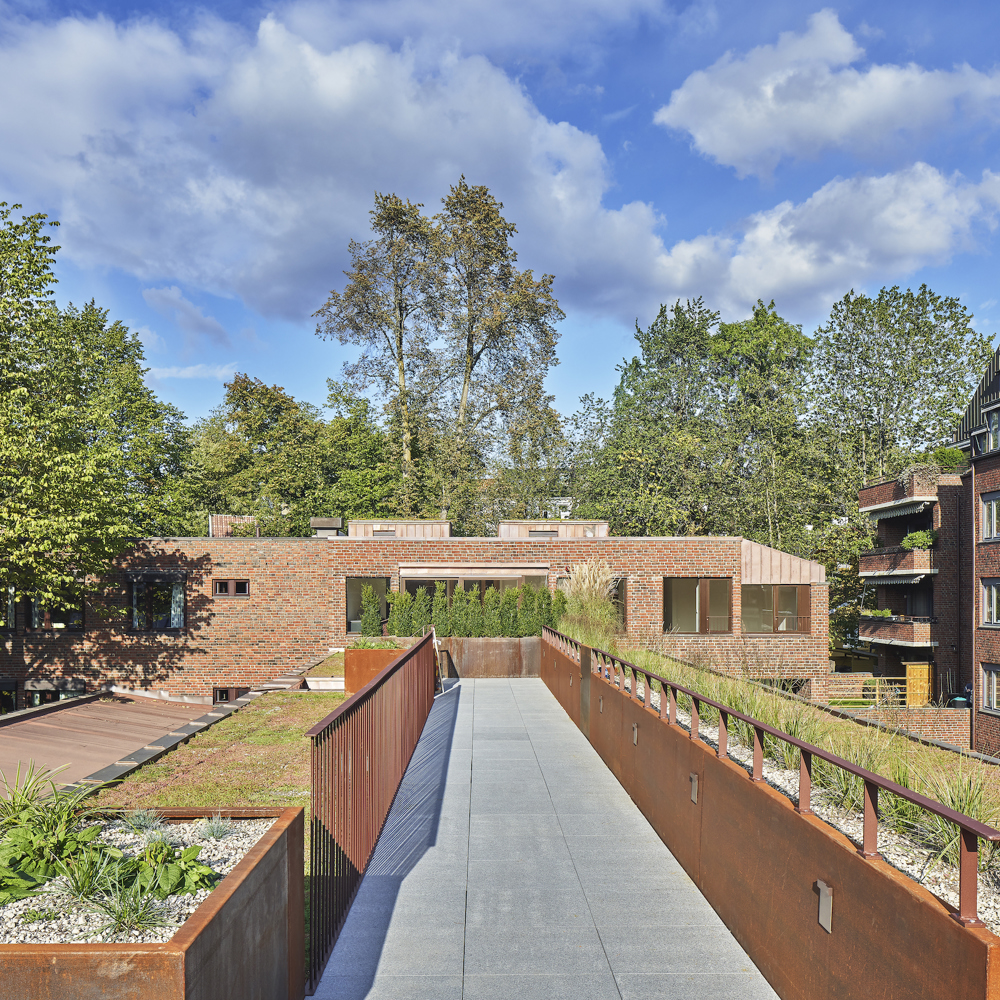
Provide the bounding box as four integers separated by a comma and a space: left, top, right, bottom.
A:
314, 678, 777, 1000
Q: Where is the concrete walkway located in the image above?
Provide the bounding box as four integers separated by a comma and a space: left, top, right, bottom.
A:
316, 678, 778, 1000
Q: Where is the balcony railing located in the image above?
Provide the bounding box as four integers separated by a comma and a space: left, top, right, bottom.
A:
859, 547, 934, 576
858, 616, 936, 646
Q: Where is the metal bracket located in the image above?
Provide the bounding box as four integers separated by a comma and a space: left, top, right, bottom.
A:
815, 880, 833, 933
599, 696, 603, 713
690, 773, 698, 804
633, 722, 638, 745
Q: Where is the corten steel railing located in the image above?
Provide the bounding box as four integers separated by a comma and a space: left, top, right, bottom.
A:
541, 627, 1000, 927
306, 630, 437, 991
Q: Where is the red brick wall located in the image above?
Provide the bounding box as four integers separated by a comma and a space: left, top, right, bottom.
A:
858, 469, 941, 509
0, 538, 333, 704
848, 708, 971, 748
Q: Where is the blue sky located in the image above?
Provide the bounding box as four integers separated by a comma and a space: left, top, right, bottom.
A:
4, 0, 1000, 422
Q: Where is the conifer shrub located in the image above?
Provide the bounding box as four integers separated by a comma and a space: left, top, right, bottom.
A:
432, 581, 451, 637
411, 587, 431, 637
467, 591, 485, 637
483, 586, 501, 635
518, 586, 538, 637
499, 586, 519, 637
450, 586, 469, 637
360, 585, 382, 636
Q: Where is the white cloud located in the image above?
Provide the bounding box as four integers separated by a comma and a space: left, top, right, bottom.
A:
648, 163, 1000, 317
134, 325, 165, 354
655, 9, 1000, 177
142, 286, 230, 347
148, 363, 238, 380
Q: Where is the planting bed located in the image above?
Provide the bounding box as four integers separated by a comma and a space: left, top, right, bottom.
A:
0, 815, 274, 944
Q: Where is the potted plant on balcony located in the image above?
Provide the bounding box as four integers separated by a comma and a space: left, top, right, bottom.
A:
901, 529, 938, 550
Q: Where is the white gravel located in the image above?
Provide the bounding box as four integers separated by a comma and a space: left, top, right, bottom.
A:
0, 817, 275, 945
623, 678, 1000, 934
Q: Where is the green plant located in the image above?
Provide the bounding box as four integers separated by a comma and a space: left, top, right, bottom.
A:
47, 850, 135, 903
450, 586, 469, 637
499, 587, 519, 637
466, 591, 484, 637
125, 809, 165, 834
21, 907, 59, 922
351, 636, 400, 649
359, 585, 382, 636
901, 529, 938, 550
410, 586, 431, 636
518, 586, 538, 637
863, 608, 893, 617
85, 881, 174, 941
431, 581, 450, 637
137, 842, 219, 899
196, 812, 233, 840
551, 588, 568, 629
0, 761, 64, 831
538, 587, 553, 631
483, 586, 501, 636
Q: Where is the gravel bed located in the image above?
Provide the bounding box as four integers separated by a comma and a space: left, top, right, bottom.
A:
0, 817, 275, 945
621, 678, 1000, 934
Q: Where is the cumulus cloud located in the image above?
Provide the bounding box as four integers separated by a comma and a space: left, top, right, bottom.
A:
142, 286, 230, 347
648, 163, 1000, 316
148, 362, 239, 380
655, 9, 1000, 177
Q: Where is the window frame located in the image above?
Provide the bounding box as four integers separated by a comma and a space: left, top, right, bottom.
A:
131, 579, 185, 633
740, 584, 812, 634
984, 493, 1000, 542
984, 664, 1000, 713
213, 579, 250, 597
984, 579, 1000, 626
28, 593, 85, 632
0, 586, 13, 631
663, 577, 732, 634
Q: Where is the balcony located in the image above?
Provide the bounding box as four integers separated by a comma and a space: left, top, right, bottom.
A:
858, 470, 941, 511
859, 546, 935, 578
858, 613, 937, 648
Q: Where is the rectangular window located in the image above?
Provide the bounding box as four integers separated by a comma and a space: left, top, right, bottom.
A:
984, 664, 1000, 711
741, 584, 811, 633
0, 586, 13, 630
132, 581, 184, 631
663, 578, 731, 633
0, 683, 15, 714
213, 580, 250, 597
984, 493, 1000, 541
30, 595, 84, 630
528, 529, 558, 538
346, 577, 389, 632
990, 411, 1000, 453
984, 580, 1000, 625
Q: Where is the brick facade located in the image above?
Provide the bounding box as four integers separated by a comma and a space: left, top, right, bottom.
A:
0, 533, 830, 705
847, 708, 971, 749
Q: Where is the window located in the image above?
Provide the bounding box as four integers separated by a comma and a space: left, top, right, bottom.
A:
214, 580, 250, 597
132, 580, 184, 631
663, 578, 731, 633
984, 580, 1000, 625
0, 682, 15, 715
984, 493, 1000, 541
30, 595, 84, 630
528, 529, 558, 538
741, 585, 811, 633
989, 411, 1000, 452
984, 664, 1000, 711
0, 587, 13, 630
346, 577, 389, 632
213, 686, 249, 704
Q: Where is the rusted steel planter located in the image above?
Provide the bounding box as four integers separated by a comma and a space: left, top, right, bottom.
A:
437, 636, 540, 677
0, 807, 304, 1000
344, 649, 406, 696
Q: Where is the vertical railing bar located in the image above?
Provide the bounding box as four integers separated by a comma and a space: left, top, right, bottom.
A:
752, 726, 764, 782
797, 749, 812, 815
860, 780, 879, 859
717, 710, 728, 759
690, 697, 699, 741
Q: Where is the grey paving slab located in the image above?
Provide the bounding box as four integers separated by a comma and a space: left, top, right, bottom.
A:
315, 677, 777, 1000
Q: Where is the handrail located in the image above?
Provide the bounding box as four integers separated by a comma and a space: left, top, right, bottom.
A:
541, 627, 999, 926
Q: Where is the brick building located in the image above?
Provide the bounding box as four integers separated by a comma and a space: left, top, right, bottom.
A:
0, 518, 830, 711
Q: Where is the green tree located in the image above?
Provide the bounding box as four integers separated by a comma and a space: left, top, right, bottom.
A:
314, 194, 442, 507
551, 589, 568, 629
450, 585, 469, 638
538, 587, 553, 632
431, 581, 451, 637
499, 586, 519, 637
812, 285, 992, 492
0, 204, 187, 606
360, 585, 382, 636
483, 585, 501, 636
467, 591, 484, 637
517, 586, 538, 637
411, 586, 431, 637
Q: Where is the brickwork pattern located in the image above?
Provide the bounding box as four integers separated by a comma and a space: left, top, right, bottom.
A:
848, 708, 971, 749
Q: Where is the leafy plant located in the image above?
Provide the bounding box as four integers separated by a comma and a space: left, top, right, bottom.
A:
410, 586, 431, 636
863, 608, 893, 617
0, 761, 63, 831
551, 588, 568, 629
85, 881, 174, 941
449, 586, 468, 637
483, 586, 501, 636
351, 636, 400, 650
901, 529, 937, 550
136, 842, 219, 899
22, 907, 59, 922
47, 849, 133, 903
518, 586, 538, 637
431, 581, 450, 637
466, 591, 484, 637
499, 586, 519, 637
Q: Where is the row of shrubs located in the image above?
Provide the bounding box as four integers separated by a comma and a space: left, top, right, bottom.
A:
359, 582, 569, 639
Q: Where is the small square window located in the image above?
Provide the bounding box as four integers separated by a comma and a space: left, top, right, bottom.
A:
213, 580, 249, 597
213, 581, 230, 596
233, 581, 249, 596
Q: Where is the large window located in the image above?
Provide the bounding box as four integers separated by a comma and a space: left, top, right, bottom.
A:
984, 580, 1000, 625
990, 411, 1000, 453
741, 585, 811, 633
346, 577, 389, 632
984, 664, 1000, 711
132, 580, 184, 631
984, 493, 1000, 541
663, 578, 731, 633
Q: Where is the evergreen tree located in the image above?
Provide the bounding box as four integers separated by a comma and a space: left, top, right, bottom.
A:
467, 590, 484, 637
518, 586, 538, 637
432, 581, 451, 637
360, 585, 382, 636
500, 586, 519, 637
552, 589, 568, 630
483, 585, 502, 636
450, 586, 469, 637
538, 587, 553, 632
385, 590, 400, 636
411, 586, 431, 636
395, 590, 413, 637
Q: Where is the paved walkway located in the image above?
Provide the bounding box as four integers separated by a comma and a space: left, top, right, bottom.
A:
316, 678, 777, 1000
0, 697, 207, 787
